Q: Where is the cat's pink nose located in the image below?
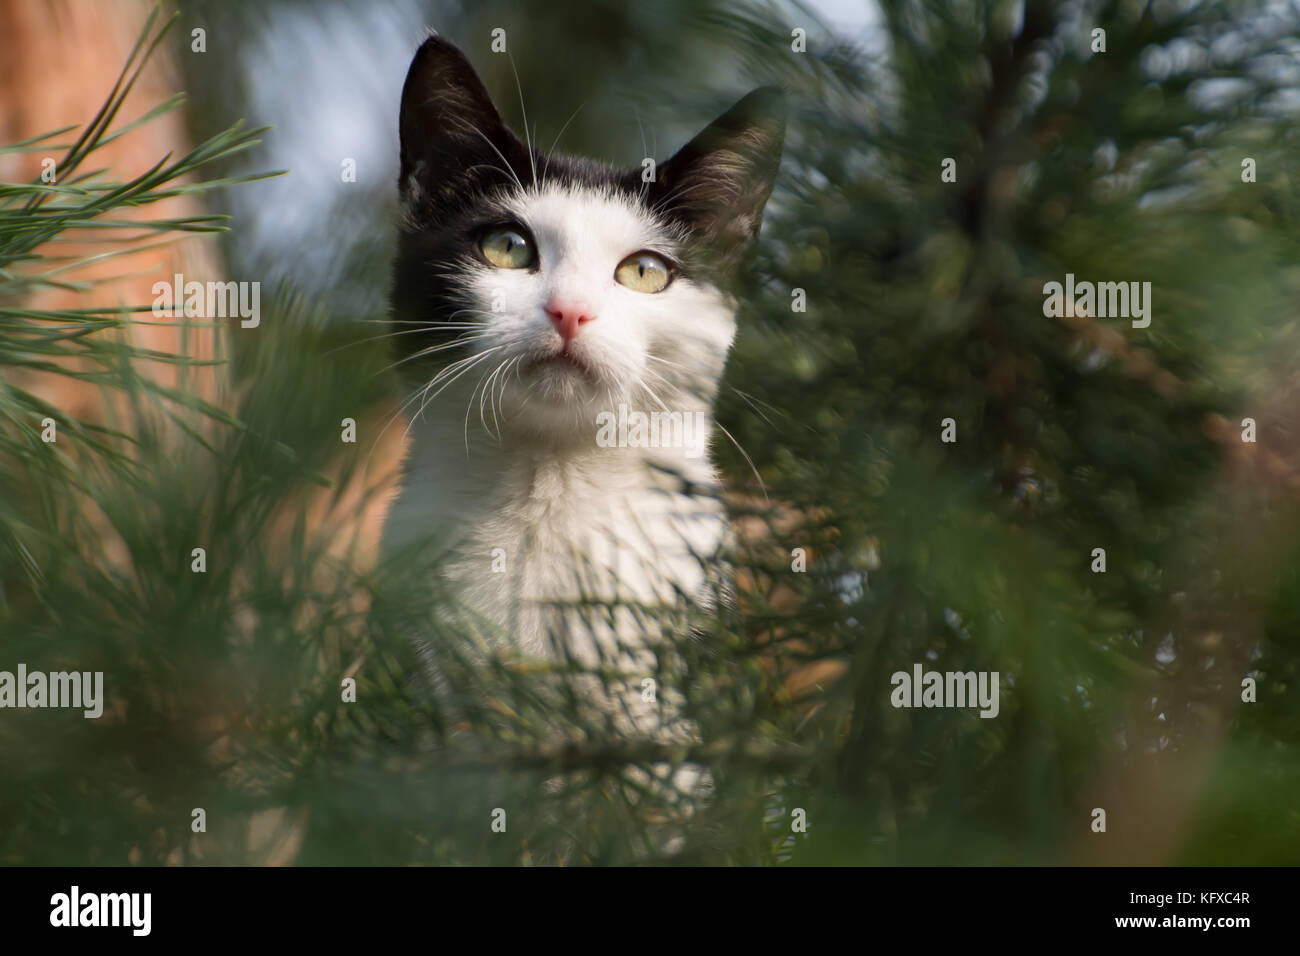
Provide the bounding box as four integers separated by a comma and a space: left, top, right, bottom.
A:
546, 302, 595, 345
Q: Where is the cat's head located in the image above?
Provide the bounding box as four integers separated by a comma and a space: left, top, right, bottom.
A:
390, 34, 784, 447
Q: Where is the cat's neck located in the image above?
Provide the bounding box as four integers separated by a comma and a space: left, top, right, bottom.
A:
384, 379, 721, 552
380, 378, 730, 664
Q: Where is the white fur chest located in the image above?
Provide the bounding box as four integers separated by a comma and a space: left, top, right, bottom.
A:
382, 398, 728, 665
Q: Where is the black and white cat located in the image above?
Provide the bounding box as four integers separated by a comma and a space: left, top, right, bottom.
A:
381, 34, 783, 740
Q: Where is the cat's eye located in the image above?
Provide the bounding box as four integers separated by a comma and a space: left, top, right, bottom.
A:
479, 227, 535, 269
615, 252, 673, 294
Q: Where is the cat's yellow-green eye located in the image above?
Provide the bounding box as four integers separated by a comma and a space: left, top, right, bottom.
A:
479, 227, 535, 269
615, 252, 672, 293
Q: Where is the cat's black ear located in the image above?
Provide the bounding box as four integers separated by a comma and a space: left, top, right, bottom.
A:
398, 34, 528, 209
649, 87, 786, 247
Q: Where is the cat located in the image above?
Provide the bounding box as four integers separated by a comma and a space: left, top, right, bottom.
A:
381, 33, 784, 756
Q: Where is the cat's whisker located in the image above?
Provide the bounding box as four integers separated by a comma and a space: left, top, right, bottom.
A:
505, 51, 538, 189
635, 110, 653, 203
442, 307, 498, 323
355, 318, 488, 327
399, 351, 487, 419
464, 161, 526, 187
405, 347, 505, 447
499, 356, 523, 431
466, 355, 503, 446
727, 384, 786, 430
476, 356, 514, 445
713, 420, 768, 504
418, 347, 501, 406
450, 116, 525, 193
544, 103, 586, 180
352, 307, 496, 371
642, 363, 768, 499
649, 357, 711, 398
488, 356, 520, 439
323, 324, 487, 356
640, 358, 687, 394
376, 330, 496, 378
381, 351, 483, 437
635, 377, 673, 415
463, 365, 488, 448
376, 342, 477, 381
366, 350, 497, 466
639, 363, 686, 402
